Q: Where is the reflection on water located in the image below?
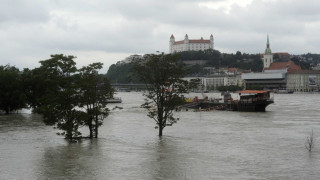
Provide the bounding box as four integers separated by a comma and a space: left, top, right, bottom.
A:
38, 140, 105, 180
1, 92, 320, 179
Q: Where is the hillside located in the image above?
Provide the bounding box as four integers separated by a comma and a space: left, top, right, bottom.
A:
105, 49, 264, 83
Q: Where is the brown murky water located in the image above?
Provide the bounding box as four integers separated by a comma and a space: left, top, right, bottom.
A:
1, 92, 320, 179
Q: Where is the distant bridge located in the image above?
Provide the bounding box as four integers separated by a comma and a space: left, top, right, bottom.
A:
111, 83, 147, 87
111, 83, 148, 90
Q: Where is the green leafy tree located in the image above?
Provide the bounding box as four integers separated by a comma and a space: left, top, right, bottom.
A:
22, 67, 54, 109
0, 65, 26, 114
132, 53, 188, 136
77, 62, 114, 138
34, 54, 82, 139
291, 57, 311, 70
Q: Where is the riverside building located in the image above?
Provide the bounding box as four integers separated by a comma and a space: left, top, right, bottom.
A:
242, 36, 302, 90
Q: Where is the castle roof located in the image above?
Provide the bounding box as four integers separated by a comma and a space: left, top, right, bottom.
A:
189, 39, 210, 43
173, 39, 210, 45
174, 40, 184, 45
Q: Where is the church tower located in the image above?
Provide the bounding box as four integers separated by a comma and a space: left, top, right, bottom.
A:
169, 34, 175, 53
263, 35, 273, 69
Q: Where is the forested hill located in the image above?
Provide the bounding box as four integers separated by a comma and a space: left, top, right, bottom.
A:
106, 49, 263, 83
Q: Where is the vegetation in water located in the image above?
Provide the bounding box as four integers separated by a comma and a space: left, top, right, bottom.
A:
131, 53, 189, 136
1, 54, 114, 140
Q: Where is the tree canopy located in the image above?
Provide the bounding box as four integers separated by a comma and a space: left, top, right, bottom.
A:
77, 62, 113, 138
23, 54, 113, 139
132, 53, 188, 136
0, 65, 27, 114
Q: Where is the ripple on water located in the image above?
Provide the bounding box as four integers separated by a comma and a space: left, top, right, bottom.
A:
1, 92, 320, 179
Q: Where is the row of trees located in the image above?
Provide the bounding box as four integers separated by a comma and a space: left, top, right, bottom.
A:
1, 54, 113, 139
0, 65, 27, 114
2, 53, 191, 137
180, 49, 263, 72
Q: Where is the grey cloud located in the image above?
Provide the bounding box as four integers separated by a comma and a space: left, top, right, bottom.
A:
0, 0, 50, 23
1, 0, 320, 70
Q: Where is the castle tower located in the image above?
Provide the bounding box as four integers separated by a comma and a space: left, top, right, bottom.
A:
169, 34, 175, 53
184, 34, 189, 51
210, 34, 214, 49
263, 35, 273, 69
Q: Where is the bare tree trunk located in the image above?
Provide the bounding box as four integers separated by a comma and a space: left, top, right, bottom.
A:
94, 115, 98, 138
159, 127, 163, 137
88, 120, 93, 139
158, 123, 163, 137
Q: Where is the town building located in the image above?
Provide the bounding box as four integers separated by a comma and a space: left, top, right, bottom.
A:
242, 72, 287, 90
169, 34, 214, 53
286, 70, 320, 92
263, 60, 301, 73
242, 36, 302, 90
183, 75, 243, 91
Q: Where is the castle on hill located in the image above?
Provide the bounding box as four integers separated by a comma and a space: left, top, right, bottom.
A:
169, 34, 214, 53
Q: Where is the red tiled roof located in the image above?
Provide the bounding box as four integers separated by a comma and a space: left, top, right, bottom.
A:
264, 60, 301, 72
189, 39, 210, 43
173, 40, 184, 45
174, 39, 210, 45
228, 68, 237, 72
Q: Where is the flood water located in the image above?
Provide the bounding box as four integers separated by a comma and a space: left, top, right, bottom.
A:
1, 92, 320, 179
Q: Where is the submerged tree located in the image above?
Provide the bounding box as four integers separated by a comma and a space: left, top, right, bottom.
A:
77, 62, 113, 138
305, 130, 315, 152
0, 65, 26, 114
33, 54, 82, 139
132, 53, 188, 136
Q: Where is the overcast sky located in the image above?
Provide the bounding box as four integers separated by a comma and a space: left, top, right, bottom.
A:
1, 0, 319, 72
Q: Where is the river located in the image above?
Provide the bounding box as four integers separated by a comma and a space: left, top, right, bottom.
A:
0, 92, 320, 179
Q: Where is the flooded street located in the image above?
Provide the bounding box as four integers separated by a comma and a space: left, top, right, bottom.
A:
1, 92, 320, 179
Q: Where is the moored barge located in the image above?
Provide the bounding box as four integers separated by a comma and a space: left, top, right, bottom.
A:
181, 90, 274, 112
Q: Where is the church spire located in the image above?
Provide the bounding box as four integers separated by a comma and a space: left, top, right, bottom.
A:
265, 35, 272, 55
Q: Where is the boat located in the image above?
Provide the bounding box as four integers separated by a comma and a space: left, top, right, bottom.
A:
106, 97, 122, 103
233, 90, 274, 112
180, 90, 274, 112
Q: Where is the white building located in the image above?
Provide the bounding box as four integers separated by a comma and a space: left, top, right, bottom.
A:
263, 35, 273, 69
183, 75, 243, 91
286, 70, 320, 92
169, 34, 214, 53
